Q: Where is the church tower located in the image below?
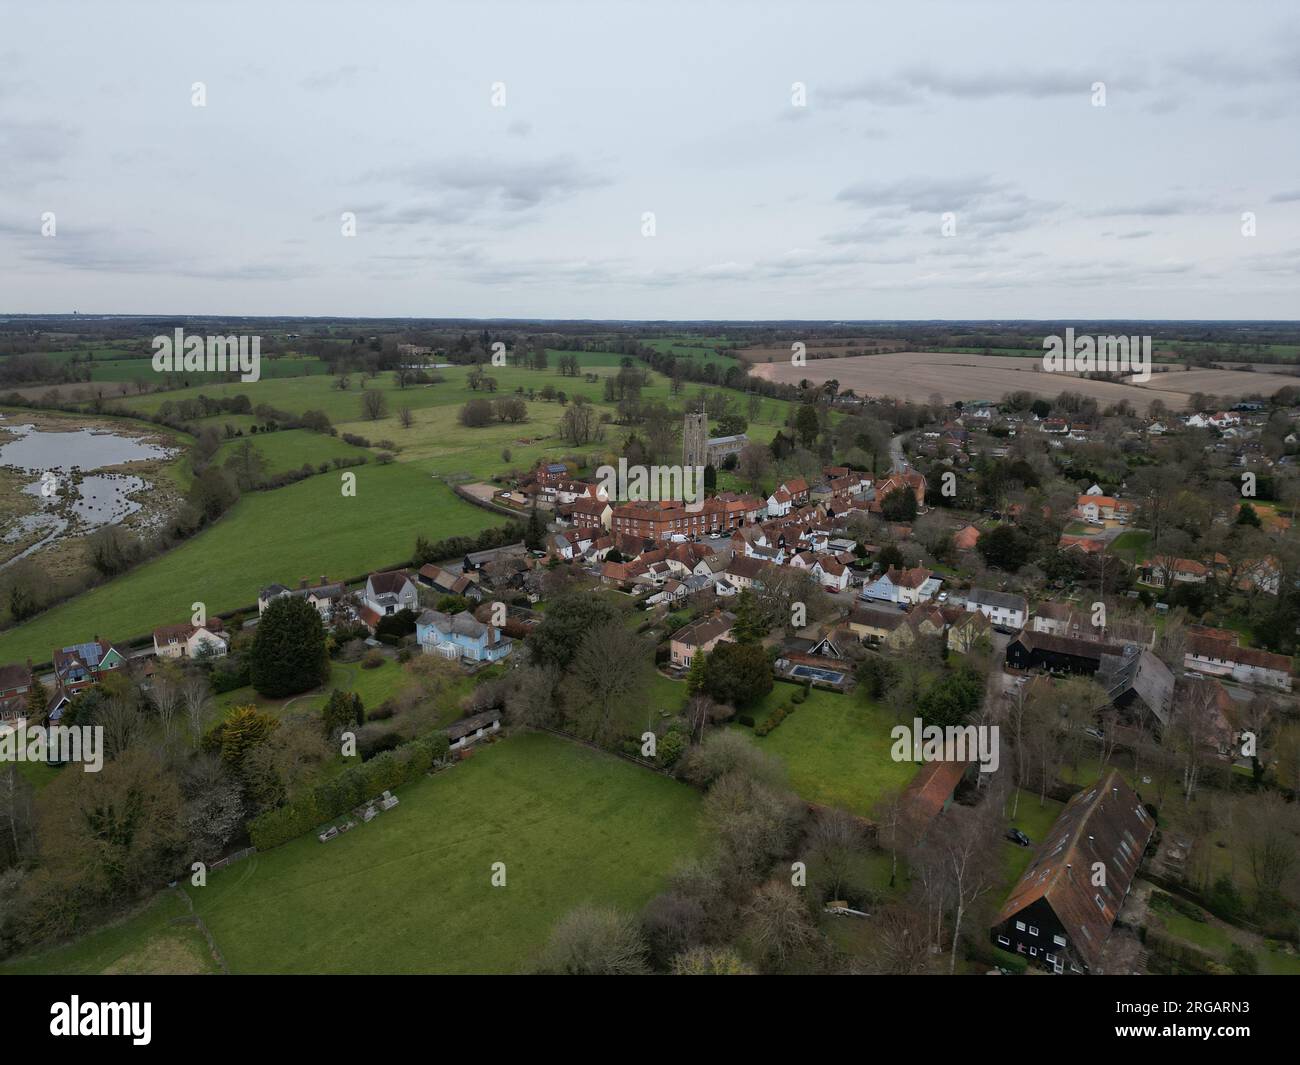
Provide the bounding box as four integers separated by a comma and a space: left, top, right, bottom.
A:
682, 411, 709, 468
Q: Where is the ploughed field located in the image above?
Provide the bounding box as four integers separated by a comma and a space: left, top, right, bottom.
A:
748, 351, 1299, 410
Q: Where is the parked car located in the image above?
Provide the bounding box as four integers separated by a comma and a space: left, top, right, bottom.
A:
1005, 828, 1031, 847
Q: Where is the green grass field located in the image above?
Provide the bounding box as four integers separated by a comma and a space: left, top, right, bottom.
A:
214, 428, 373, 477
740, 688, 918, 816
0, 890, 219, 975
180, 732, 704, 973
0, 464, 498, 664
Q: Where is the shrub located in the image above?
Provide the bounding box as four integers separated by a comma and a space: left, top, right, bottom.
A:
362, 649, 385, 669
210, 660, 251, 694
754, 703, 795, 737
248, 732, 450, 850
657, 730, 688, 768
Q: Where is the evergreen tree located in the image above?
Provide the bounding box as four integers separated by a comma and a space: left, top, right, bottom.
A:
524, 506, 547, 551
686, 649, 708, 695
250, 595, 329, 697
732, 589, 768, 643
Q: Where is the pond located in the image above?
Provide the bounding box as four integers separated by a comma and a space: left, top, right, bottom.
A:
0, 419, 177, 567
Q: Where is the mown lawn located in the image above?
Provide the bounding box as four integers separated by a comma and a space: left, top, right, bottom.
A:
181, 732, 705, 973
0, 465, 499, 665
1111, 530, 1153, 560
740, 687, 918, 816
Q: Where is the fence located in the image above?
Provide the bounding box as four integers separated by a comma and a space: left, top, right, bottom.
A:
209, 846, 257, 873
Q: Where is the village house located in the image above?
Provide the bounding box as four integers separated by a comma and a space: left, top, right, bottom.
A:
1031, 603, 1154, 649
812, 555, 850, 591
778, 477, 810, 507
258, 577, 348, 619
1184, 632, 1292, 691
765, 485, 794, 517
152, 619, 228, 660
947, 610, 992, 654
883, 605, 948, 651
1141, 556, 1208, 586
1074, 494, 1136, 526
965, 588, 1029, 631
0, 663, 34, 724
846, 604, 906, 644
669, 611, 735, 668
568, 494, 613, 533
991, 770, 1153, 974
360, 570, 420, 628
0, 662, 34, 702
725, 554, 772, 591
416, 610, 513, 663
861, 565, 941, 605
52, 638, 127, 693
416, 564, 483, 602
872, 470, 927, 509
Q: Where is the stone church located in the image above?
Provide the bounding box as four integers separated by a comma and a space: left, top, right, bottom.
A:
682, 411, 748, 468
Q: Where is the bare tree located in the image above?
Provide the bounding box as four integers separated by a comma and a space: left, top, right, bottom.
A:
743, 880, 822, 970
860, 904, 933, 974
99, 696, 143, 758
361, 388, 388, 421
150, 667, 183, 741
805, 807, 865, 902
532, 905, 649, 975
182, 673, 213, 738
0, 765, 37, 868
933, 800, 1003, 974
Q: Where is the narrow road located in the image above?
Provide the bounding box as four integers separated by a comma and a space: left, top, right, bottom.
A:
888, 432, 909, 474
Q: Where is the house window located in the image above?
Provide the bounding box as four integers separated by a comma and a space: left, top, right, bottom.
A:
1054, 934, 1066, 947
1095, 895, 1106, 911
1029, 946, 1037, 957
1015, 921, 1025, 932
996, 935, 1010, 947
1045, 953, 1056, 964
1028, 925, 1038, 937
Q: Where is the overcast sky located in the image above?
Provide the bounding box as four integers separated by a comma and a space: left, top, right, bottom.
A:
2, 0, 1298, 320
